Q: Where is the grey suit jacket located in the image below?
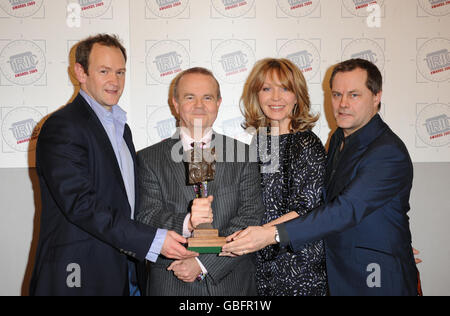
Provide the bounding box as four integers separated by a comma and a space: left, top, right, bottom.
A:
136, 132, 265, 296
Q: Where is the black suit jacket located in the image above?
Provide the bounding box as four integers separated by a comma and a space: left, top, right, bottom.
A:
281, 115, 418, 295
29, 94, 158, 296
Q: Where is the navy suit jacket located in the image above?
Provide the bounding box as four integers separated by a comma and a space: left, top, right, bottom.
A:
280, 115, 418, 296
29, 94, 158, 296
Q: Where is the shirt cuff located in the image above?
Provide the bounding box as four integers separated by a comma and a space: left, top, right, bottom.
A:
195, 258, 208, 274
145, 228, 168, 263
183, 213, 193, 238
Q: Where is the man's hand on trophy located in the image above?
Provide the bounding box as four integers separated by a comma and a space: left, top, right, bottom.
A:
167, 258, 202, 283
161, 231, 199, 260
189, 196, 214, 231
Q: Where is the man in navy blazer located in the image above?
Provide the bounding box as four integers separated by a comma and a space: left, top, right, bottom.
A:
223, 59, 419, 296
29, 34, 197, 296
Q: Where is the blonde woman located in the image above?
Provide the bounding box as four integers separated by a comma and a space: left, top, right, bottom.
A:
240, 58, 327, 296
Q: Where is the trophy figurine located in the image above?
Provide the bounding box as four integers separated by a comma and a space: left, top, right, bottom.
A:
186, 143, 226, 254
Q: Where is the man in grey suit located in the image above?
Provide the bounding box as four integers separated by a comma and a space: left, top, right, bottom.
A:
136, 67, 265, 296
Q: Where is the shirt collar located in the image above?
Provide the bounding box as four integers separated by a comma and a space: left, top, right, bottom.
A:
179, 127, 213, 152
79, 89, 127, 125
336, 114, 385, 149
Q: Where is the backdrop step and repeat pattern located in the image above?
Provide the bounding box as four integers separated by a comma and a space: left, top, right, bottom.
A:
0, 0, 449, 168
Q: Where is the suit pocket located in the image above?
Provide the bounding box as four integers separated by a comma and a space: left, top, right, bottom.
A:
354, 246, 400, 273
51, 238, 92, 262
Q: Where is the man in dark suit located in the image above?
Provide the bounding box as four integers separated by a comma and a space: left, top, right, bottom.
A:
136, 67, 265, 296
223, 59, 419, 296
29, 34, 197, 296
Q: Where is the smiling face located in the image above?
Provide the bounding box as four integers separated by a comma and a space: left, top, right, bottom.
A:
172, 72, 222, 138
75, 43, 126, 111
331, 68, 382, 137
258, 71, 298, 135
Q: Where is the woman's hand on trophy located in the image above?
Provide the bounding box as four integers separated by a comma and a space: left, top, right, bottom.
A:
221, 226, 277, 256
218, 230, 243, 257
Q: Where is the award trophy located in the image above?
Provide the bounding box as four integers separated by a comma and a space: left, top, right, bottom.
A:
186, 143, 226, 254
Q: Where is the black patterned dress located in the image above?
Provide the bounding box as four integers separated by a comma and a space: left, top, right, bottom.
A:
256, 130, 328, 296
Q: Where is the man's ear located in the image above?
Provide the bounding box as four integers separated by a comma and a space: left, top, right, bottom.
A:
172, 97, 180, 116
74, 63, 87, 84
373, 91, 382, 109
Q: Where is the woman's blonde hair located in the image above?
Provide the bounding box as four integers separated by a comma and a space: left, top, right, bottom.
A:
240, 58, 318, 133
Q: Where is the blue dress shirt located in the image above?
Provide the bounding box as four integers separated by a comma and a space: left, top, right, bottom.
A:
79, 90, 166, 262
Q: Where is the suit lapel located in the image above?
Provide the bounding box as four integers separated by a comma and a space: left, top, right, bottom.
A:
206, 161, 224, 198
162, 132, 227, 201
325, 115, 388, 203
163, 138, 197, 202
326, 146, 352, 203
203, 132, 225, 198
124, 124, 138, 208
77, 94, 129, 199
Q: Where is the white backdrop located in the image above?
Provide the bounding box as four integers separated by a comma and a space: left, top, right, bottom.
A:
0, 0, 449, 168
0, 0, 449, 297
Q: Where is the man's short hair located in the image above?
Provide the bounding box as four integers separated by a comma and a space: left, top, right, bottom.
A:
172, 67, 222, 102
330, 58, 382, 109
75, 34, 127, 75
